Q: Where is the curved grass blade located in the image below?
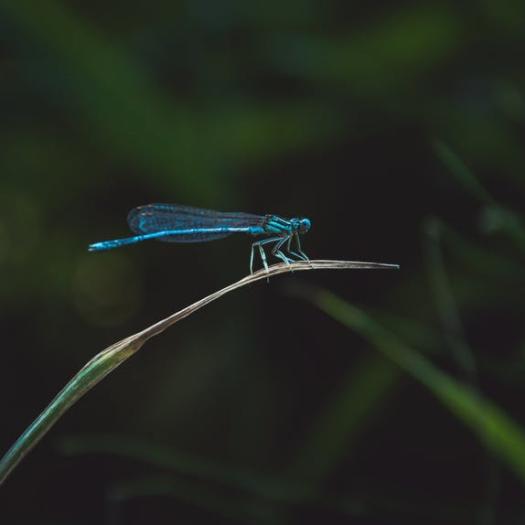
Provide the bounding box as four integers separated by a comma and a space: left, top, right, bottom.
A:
0, 259, 398, 486
304, 288, 525, 485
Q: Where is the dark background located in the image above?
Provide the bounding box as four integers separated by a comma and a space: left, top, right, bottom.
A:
1, 1, 525, 523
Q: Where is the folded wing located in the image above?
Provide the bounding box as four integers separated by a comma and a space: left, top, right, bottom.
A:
127, 203, 264, 243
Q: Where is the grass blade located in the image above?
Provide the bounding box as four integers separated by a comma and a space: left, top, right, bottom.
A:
305, 288, 525, 485
0, 259, 398, 486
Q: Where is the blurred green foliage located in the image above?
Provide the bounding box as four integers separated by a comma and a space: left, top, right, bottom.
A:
1, 0, 525, 523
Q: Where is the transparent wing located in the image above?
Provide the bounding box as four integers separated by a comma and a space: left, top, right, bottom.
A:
127, 203, 265, 243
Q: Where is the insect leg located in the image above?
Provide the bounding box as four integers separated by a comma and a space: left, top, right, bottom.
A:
258, 244, 269, 273
250, 236, 282, 274
271, 237, 293, 267
284, 233, 308, 261
294, 233, 310, 261
284, 235, 301, 261
249, 243, 256, 274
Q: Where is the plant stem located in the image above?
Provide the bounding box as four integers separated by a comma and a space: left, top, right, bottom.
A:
0, 259, 398, 486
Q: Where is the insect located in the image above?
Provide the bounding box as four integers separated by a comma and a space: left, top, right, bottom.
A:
88, 203, 311, 273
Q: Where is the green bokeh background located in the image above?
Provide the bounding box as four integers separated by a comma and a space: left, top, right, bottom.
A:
1, 1, 525, 523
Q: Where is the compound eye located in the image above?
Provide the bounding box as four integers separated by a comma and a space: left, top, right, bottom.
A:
300, 218, 311, 233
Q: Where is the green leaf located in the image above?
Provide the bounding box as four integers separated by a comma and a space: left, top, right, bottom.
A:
307, 289, 525, 484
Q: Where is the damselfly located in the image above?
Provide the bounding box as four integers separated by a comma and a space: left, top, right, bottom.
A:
89, 204, 311, 273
